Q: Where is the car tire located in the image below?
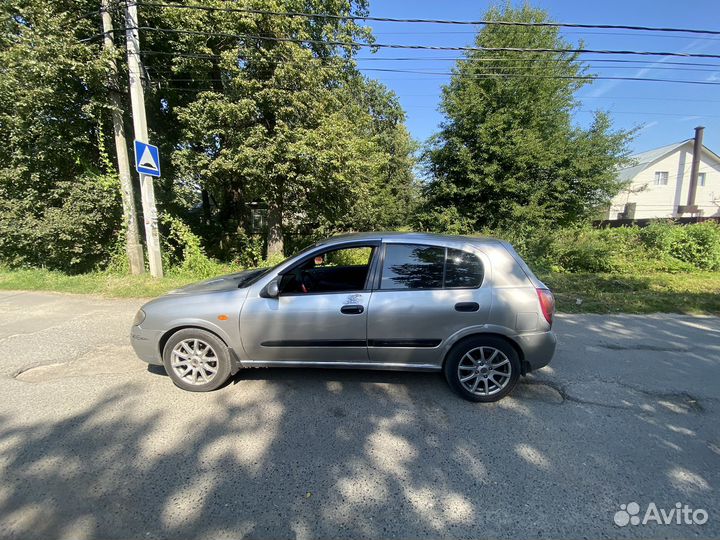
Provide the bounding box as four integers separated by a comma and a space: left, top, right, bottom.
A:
443, 336, 521, 402
162, 328, 232, 392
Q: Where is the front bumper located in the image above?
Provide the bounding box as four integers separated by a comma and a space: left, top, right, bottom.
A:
130, 325, 164, 365
516, 330, 557, 372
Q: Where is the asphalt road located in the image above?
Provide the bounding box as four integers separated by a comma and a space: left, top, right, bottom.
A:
0, 290, 718, 539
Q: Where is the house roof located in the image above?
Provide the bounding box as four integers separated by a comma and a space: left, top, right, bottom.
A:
618, 139, 720, 182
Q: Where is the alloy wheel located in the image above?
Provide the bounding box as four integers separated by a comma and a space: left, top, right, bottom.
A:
170, 338, 219, 385
457, 346, 512, 396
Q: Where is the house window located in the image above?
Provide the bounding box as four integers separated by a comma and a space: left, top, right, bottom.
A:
698, 172, 706, 187
654, 171, 669, 186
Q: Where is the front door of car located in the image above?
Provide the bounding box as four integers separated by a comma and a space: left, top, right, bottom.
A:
239, 243, 379, 364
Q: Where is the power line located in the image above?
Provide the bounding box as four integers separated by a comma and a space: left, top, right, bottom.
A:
580, 96, 720, 103
139, 50, 720, 70
135, 2, 720, 36
401, 93, 720, 103
401, 105, 720, 118
363, 65, 720, 73
358, 68, 720, 85
354, 57, 720, 68
356, 60, 720, 73
158, 79, 720, 116
139, 53, 720, 75
134, 26, 720, 59
584, 110, 720, 118
152, 87, 720, 121
139, 58, 720, 86
372, 30, 720, 41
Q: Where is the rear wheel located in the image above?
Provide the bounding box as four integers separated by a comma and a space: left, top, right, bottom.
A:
444, 336, 520, 402
162, 328, 232, 392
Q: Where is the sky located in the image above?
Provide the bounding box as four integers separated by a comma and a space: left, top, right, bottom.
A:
356, 0, 720, 155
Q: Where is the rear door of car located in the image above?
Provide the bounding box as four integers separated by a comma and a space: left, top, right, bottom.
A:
366, 240, 491, 367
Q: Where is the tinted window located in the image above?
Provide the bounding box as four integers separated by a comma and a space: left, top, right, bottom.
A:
381, 244, 445, 290
445, 248, 483, 288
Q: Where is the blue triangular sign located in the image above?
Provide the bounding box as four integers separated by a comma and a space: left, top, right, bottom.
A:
134, 140, 161, 177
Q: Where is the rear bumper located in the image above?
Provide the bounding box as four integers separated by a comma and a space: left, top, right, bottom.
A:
130, 325, 163, 365
516, 330, 556, 372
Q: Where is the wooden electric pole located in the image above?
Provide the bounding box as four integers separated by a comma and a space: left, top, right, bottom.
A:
101, 0, 145, 274
124, 0, 164, 277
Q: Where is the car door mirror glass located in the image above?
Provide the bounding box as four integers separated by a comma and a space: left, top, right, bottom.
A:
266, 279, 279, 298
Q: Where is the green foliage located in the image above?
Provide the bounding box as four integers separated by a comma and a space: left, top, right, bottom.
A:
1, 0, 418, 273
154, 0, 417, 257
663, 221, 720, 270
514, 222, 719, 274
0, 173, 122, 273
325, 246, 373, 266
420, 4, 633, 233
0, 0, 122, 273
161, 215, 227, 278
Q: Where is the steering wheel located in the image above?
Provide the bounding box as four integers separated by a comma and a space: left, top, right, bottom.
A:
300, 270, 318, 293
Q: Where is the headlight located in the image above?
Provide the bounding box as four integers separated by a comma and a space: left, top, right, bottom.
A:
132, 309, 146, 326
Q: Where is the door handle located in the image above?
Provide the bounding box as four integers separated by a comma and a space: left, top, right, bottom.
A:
341, 304, 364, 315
455, 302, 480, 312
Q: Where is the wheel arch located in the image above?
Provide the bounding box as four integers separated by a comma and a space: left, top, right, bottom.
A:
442, 332, 529, 375
159, 325, 241, 374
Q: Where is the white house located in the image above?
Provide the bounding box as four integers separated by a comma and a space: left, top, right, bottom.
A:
607, 137, 720, 220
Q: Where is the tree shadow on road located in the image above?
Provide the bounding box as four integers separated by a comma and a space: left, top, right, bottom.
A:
0, 364, 716, 539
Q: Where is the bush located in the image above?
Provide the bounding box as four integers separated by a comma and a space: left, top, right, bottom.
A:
0, 173, 122, 273
638, 221, 720, 271
161, 215, 229, 278
674, 222, 720, 270
511, 222, 717, 275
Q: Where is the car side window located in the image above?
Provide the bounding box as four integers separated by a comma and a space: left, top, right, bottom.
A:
445, 248, 484, 288
279, 245, 375, 294
381, 244, 445, 290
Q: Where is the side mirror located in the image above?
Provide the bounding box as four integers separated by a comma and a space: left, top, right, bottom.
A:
265, 279, 280, 298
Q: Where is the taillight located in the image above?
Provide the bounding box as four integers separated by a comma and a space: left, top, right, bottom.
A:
536, 288, 555, 326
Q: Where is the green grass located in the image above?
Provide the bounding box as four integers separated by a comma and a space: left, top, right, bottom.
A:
0, 267, 235, 298
540, 271, 720, 315
1, 267, 718, 315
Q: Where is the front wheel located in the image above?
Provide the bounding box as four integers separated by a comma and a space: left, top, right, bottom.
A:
443, 336, 521, 402
162, 328, 232, 392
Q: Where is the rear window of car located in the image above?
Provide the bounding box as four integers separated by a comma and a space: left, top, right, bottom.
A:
380, 244, 483, 290
381, 244, 445, 289
445, 248, 484, 288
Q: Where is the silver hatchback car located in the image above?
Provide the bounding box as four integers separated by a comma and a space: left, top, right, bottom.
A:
131, 232, 556, 402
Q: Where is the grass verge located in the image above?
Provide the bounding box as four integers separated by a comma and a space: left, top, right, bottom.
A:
0, 267, 718, 315
0, 267, 233, 298
540, 272, 720, 315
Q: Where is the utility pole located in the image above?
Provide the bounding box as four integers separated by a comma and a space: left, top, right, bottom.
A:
101, 0, 145, 275
124, 0, 164, 277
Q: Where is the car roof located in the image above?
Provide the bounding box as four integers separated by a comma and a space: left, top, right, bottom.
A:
321, 231, 505, 248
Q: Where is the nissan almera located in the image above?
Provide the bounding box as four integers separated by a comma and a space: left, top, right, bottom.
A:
131, 232, 556, 402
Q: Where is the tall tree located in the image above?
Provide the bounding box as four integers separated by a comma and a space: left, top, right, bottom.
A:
149, 0, 416, 257
0, 0, 122, 272
421, 4, 632, 233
